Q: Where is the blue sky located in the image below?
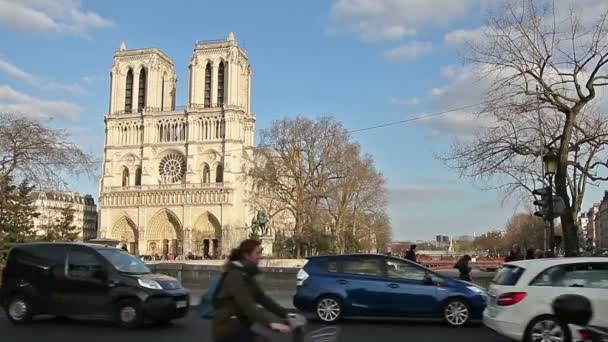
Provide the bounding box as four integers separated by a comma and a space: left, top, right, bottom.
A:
1, 0, 606, 241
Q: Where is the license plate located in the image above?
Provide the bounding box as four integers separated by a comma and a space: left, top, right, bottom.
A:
176, 300, 188, 309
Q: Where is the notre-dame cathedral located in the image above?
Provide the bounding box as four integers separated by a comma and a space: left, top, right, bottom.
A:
99, 33, 255, 257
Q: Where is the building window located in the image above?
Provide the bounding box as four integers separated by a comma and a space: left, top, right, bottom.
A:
125, 69, 133, 113
135, 167, 142, 186
122, 168, 129, 187
138, 68, 146, 112
216, 164, 223, 183
203, 164, 210, 184
161, 75, 165, 110
217, 62, 225, 106
204, 64, 211, 107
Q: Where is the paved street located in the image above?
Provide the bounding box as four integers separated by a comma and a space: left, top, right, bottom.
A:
0, 307, 509, 342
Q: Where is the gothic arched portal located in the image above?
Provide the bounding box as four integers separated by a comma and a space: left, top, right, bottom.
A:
111, 216, 138, 253
146, 209, 183, 256
192, 212, 221, 257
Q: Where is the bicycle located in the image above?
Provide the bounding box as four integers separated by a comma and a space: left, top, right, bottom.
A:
286, 313, 340, 342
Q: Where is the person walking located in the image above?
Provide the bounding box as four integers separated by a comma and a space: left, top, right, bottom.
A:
404, 245, 417, 263
212, 239, 291, 342
454, 255, 472, 282
525, 248, 535, 260
505, 244, 523, 262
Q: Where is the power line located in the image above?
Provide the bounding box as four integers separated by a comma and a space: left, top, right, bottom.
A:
46, 100, 489, 165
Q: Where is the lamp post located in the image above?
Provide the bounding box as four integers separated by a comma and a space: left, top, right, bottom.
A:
543, 148, 559, 254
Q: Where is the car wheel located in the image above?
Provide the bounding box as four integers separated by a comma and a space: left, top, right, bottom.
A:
442, 298, 470, 327
315, 296, 343, 324
525, 315, 571, 342
115, 299, 144, 329
6, 294, 33, 325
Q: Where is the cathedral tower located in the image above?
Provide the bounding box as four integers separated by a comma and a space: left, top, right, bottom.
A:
99, 33, 255, 257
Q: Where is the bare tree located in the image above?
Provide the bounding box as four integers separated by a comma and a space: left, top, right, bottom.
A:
0, 113, 95, 187
444, 0, 608, 256
248, 116, 391, 256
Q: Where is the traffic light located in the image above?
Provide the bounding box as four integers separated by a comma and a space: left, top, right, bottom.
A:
532, 187, 565, 220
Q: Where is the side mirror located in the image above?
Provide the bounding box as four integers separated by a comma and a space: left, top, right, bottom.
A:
553, 294, 592, 326
423, 274, 434, 286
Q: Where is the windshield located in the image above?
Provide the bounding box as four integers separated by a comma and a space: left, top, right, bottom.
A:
98, 249, 150, 274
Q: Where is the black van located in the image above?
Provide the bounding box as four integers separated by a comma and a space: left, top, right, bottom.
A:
0, 243, 189, 328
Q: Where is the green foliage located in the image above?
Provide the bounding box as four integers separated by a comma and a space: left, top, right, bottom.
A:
40, 204, 79, 242
0, 176, 38, 263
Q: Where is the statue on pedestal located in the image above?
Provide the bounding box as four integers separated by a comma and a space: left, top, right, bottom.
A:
249, 209, 273, 256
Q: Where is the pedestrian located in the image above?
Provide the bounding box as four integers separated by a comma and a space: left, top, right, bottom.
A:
525, 248, 535, 260
212, 239, 291, 342
405, 245, 417, 263
121, 244, 129, 253
454, 255, 472, 282
505, 244, 523, 262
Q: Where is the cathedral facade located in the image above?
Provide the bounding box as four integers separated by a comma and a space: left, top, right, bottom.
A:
99, 33, 255, 257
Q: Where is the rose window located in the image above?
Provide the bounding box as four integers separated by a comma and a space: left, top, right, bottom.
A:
159, 153, 186, 183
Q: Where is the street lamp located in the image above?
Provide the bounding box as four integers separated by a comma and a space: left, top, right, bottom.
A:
543, 148, 559, 175
542, 148, 559, 254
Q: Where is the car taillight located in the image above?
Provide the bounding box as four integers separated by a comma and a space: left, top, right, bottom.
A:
578, 329, 592, 341
296, 269, 309, 287
1, 266, 7, 289
497, 292, 527, 306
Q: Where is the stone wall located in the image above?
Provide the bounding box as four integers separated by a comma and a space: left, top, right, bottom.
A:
147, 263, 495, 291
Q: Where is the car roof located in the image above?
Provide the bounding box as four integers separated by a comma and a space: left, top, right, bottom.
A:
12, 242, 116, 250
307, 253, 388, 260
508, 257, 608, 268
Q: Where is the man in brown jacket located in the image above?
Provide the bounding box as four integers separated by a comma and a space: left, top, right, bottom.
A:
212, 239, 291, 342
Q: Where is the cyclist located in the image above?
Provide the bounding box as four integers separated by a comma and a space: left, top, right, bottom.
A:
212, 239, 291, 342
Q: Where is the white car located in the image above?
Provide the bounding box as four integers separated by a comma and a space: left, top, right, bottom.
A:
483, 257, 608, 342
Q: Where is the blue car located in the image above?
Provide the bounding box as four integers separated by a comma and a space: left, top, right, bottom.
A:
293, 254, 486, 327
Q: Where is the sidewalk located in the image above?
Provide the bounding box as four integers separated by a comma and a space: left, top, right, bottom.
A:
187, 288, 295, 309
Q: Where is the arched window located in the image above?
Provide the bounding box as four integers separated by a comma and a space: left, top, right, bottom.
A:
135, 167, 142, 186
215, 164, 223, 183
203, 164, 210, 184
138, 68, 147, 112
122, 168, 130, 187
204, 63, 211, 107
217, 62, 225, 106
125, 69, 133, 113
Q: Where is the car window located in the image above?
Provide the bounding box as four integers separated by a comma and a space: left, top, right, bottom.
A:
32, 246, 67, 266
493, 265, 525, 286
531, 263, 608, 289
326, 260, 338, 273
385, 259, 426, 281
67, 250, 104, 279
342, 257, 383, 277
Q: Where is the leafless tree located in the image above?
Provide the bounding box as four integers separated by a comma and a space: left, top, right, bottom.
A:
248, 116, 390, 256
0, 113, 95, 188
444, 0, 608, 256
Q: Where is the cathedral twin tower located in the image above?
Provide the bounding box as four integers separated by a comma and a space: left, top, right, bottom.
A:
99, 33, 255, 257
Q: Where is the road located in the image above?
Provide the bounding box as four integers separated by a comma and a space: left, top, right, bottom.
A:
1, 310, 510, 342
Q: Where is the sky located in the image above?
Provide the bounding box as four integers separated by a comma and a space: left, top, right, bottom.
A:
1, 0, 607, 241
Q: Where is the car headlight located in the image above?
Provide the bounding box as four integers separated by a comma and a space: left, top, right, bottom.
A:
138, 278, 163, 290
467, 286, 484, 294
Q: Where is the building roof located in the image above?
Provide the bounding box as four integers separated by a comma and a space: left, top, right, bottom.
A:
31, 190, 96, 206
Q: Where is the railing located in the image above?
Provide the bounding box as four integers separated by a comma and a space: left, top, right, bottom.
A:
103, 182, 229, 193
420, 259, 504, 271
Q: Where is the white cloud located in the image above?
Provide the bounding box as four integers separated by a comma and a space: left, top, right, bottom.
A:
330, 0, 476, 41
444, 26, 488, 45
440, 65, 459, 78
0, 84, 81, 120
385, 41, 432, 59
419, 110, 494, 139
0, 58, 37, 83
390, 96, 420, 105
0, 58, 85, 95
0, 0, 112, 35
